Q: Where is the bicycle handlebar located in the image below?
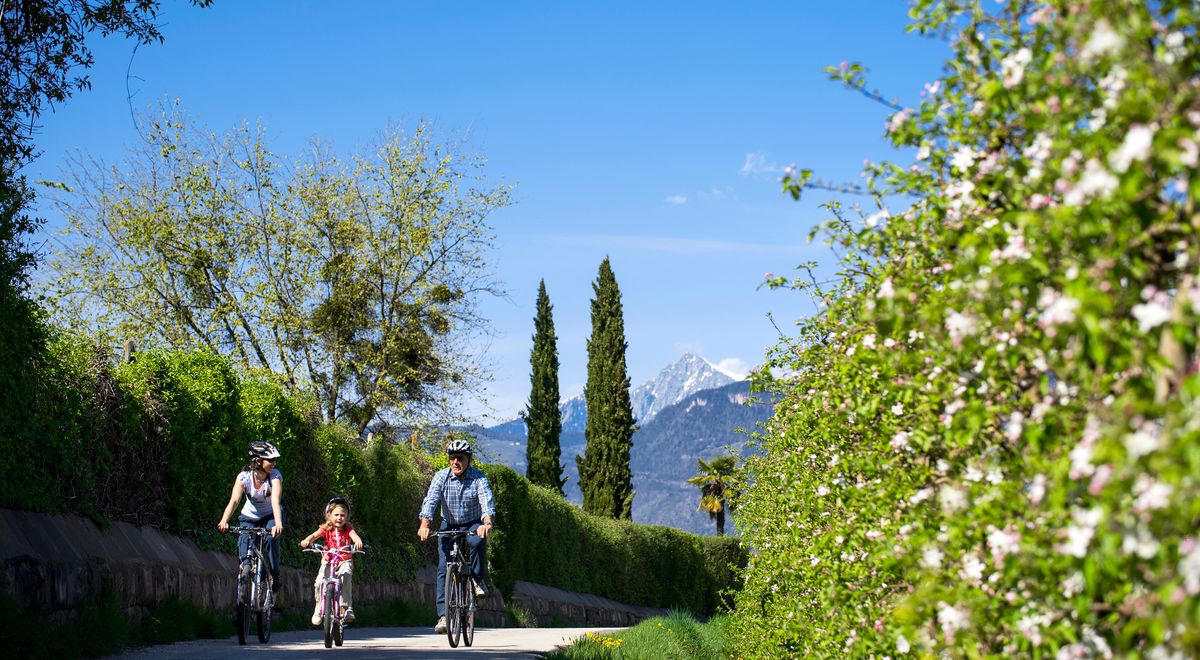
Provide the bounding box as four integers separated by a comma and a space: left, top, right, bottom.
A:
224, 526, 271, 536
303, 544, 367, 555
430, 530, 477, 537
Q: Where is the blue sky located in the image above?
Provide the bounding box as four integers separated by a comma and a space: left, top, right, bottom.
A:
26, 1, 947, 423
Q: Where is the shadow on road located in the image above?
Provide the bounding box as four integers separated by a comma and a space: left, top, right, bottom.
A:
113, 626, 611, 659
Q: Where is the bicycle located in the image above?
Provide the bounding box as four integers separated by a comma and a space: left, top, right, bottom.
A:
224, 526, 276, 645
303, 543, 366, 648
431, 529, 478, 648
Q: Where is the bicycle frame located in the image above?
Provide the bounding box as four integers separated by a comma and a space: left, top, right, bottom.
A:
226, 526, 274, 645
431, 529, 478, 648
304, 543, 364, 648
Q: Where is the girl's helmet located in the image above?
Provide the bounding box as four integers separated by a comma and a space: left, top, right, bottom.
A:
446, 439, 473, 456
325, 496, 350, 518
248, 441, 281, 460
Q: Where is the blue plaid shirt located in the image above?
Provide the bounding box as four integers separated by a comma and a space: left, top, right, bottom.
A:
419, 466, 496, 526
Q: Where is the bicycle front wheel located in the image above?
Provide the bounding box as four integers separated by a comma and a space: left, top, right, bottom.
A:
255, 568, 273, 643
323, 582, 336, 648
445, 565, 462, 648
462, 574, 476, 647
235, 575, 249, 646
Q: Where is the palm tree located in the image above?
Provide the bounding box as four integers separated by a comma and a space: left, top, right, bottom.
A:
687, 454, 739, 536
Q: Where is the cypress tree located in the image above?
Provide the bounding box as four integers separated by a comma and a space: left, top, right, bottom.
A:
521, 280, 565, 494
576, 257, 635, 519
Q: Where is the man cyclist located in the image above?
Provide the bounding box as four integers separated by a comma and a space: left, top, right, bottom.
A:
417, 437, 495, 634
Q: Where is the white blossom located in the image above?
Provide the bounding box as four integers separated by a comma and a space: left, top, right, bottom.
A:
1028, 474, 1047, 504
1058, 508, 1104, 558
1038, 288, 1080, 327
1109, 124, 1155, 173
1124, 422, 1162, 459
936, 602, 970, 641
1122, 528, 1161, 559
951, 146, 977, 170
1080, 20, 1124, 62
1132, 297, 1171, 332
945, 310, 980, 344
877, 277, 895, 300
987, 526, 1020, 564
939, 485, 968, 513
1133, 476, 1172, 512
920, 545, 943, 569
1180, 538, 1200, 594
959, 553, 986, 582
1064, 159, 1118, 205
896, 634, 910, 654
1000, 47, 1031, 88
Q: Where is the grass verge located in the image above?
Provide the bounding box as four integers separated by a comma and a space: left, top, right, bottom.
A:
542, 611, 729, 660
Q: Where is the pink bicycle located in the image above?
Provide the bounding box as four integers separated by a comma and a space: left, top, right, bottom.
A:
303, 543, 365, 648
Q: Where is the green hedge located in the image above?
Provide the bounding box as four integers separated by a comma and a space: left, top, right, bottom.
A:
483, 464, 746, 616
2, 336, 742, 611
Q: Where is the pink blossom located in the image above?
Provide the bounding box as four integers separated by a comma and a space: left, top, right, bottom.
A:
887, 109, 912, 134
1087, 464, 1113, 495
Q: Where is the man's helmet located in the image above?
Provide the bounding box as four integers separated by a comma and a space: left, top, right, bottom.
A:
446, 439, 473, 456
325, 496, 350, 517
248, 441, 281, 460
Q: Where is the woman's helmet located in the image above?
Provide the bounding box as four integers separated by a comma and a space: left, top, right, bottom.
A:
248, 441, 281, 460
446, 439, 473, 456
325, 496, 350, 517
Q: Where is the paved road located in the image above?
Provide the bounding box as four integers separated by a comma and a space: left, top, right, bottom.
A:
112, 626, 624, 659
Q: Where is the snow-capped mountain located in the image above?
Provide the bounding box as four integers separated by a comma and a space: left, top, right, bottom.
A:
629, 353, 736, 423
487, 352, 737, 439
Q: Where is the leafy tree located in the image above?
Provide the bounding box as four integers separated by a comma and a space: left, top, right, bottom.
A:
576, 257, 635, 519
687, 453, 739, 536
0, 0, 209, 291
521, 279, 565, 494
46, 108, 511, 434
733, 1, 1200, 657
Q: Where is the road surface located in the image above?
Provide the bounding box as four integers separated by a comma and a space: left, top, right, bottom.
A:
112, 626, 624, 659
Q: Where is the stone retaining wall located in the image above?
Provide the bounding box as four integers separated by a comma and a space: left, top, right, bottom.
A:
0, 508, 664, 629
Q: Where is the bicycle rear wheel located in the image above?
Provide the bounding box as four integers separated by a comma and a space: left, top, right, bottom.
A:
323, 582, 336, 648
445, 565, 462, 648
462, 574, 475, 647
255, 568, 273, 643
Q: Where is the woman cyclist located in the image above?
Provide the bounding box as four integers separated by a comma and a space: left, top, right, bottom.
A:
218, 440, 285, 603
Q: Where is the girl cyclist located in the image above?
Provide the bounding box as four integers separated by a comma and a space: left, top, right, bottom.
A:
300, 496, 364, 625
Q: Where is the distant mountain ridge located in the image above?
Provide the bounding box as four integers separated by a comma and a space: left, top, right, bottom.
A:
470, 354, 773, 534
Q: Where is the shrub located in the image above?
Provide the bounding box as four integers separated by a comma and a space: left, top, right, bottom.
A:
733, 1, 1200, 657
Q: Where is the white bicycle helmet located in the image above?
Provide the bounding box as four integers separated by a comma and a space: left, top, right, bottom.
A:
446, 439, 473, 456
248, 441, 281, 460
